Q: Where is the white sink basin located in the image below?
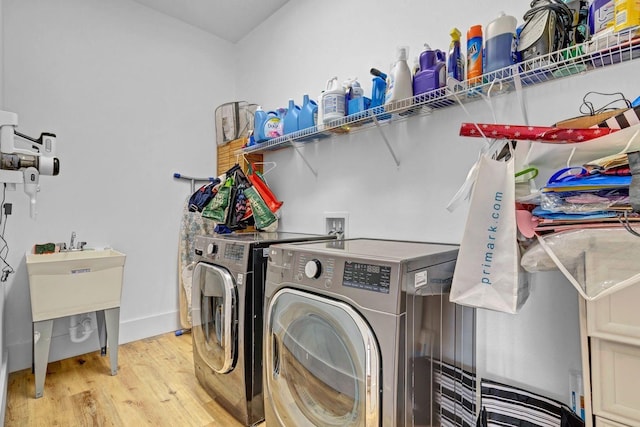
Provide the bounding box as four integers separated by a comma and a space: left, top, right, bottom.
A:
26, 249, 126, 321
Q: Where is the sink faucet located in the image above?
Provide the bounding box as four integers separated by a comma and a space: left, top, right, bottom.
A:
69, 231, 76, 250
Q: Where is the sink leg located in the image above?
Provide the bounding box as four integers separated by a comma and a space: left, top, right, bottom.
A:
104, 307, 120, 376
33, 320, 53, 399
96, 310, 107, 355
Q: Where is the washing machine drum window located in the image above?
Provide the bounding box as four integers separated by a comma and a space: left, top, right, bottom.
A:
266, 289, 380, 426
192, 262, 237, 374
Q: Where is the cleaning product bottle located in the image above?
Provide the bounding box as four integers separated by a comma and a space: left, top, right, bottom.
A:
316, 92, 325, 131
447, 28, 465, 82
412, 44, 447, 95
254, 106, 267, 142
298, 94, 318, 131
370, 68, 388, 109
322, 77, 346, 125
283, 99, 301, 135
263, 110, 281, 140
467, 25, 483, 86
346, 78, 369, 115
485, 12, 517, 74
385, 46, 413, 110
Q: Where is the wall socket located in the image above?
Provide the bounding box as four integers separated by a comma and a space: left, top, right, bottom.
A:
324, 212, 349, 238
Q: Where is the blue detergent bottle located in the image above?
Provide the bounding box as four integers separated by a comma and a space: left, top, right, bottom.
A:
254, 106, 268, 142
298, 94, 318, 131
283, 99, 301, 135
263, 111, 281, 140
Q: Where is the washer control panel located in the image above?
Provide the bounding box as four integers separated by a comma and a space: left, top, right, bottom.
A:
342, 261, 391, 294
294, 253, 392, 294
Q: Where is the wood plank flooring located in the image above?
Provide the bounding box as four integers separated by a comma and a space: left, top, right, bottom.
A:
5, 332, 267, 426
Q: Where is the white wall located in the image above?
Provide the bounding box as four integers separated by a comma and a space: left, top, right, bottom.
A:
234, 0, 640, 405
2, 0, 236, 372
0, 0, 7, 421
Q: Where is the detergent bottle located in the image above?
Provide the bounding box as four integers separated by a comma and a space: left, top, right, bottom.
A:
254, 106, 268, 142
298, 94, 318, 131
263, 110, 281, 140
344, 78, 369, 115
385, 46, 413, 109
322, 77, 346, 125
412, 44, 446, 95
447, 28, 465, 82
485, 12, 517, 74
283, 99, 301, 135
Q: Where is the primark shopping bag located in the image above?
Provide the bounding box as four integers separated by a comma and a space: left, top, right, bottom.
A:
450, 144, 529, 314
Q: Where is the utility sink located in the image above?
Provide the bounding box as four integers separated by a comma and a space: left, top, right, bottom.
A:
26, 248, 126, 398
26, 249, 126, 322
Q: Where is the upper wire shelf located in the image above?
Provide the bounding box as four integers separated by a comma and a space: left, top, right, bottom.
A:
239, 27, 640, 155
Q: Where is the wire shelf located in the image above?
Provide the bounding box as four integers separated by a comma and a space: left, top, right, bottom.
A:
240, 27, 640, 156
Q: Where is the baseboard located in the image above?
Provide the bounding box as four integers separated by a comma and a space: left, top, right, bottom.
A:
7, 310, 180, 373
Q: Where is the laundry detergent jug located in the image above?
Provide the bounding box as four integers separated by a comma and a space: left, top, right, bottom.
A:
322, 77, 346, 125
298, 94, 318, 131
263, 111, 282, 140
283, 99, 301, 135
413, 44, 446, 95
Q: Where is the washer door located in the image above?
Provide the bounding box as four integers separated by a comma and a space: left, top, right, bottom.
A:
192, 262, 237, 374
265, 288, 380, 426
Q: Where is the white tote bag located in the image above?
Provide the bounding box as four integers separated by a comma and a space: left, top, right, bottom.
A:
450, 145, 530, 314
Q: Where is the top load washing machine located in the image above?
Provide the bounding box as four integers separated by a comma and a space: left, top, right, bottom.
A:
191, 232, 335, 426
263, 238, 475, 427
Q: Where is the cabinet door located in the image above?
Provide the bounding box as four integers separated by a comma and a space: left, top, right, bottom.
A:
595, 416, 629, 427
588, 282, 640, 346
591, 338, 640, 425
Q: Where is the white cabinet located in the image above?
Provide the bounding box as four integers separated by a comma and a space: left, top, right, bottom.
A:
583, 275, 640, 427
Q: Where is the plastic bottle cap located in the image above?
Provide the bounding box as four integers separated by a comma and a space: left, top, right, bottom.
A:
397, 46, 408, 61
450, 28, 461, 40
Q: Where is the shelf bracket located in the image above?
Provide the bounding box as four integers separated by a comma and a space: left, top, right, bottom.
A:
289, 137, 318, 177
371, 113, 401, 167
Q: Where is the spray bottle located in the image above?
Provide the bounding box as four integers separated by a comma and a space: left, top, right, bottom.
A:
369, 68, 388, 109
447, 28, 465, 83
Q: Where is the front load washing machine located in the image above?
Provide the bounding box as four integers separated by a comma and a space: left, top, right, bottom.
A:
263, 238, 473, 427
191, 232, 334, 426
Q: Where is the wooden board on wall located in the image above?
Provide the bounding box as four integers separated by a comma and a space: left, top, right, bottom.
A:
217, 137, 263, 176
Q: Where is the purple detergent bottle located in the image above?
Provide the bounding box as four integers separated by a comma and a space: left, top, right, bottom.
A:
413, 44, 447, 96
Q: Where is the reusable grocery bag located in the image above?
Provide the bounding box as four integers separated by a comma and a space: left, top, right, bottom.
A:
450, 143, 530, 314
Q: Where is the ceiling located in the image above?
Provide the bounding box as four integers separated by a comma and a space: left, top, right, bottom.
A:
131, 0, 290, 43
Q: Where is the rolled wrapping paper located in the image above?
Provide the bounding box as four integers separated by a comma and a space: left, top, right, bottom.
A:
460, 123, 619, 143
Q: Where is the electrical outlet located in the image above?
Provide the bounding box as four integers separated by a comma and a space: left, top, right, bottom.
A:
324, 212, 349, 238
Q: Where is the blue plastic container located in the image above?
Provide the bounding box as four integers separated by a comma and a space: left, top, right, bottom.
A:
254, 106, 268, 142
485, 12, 517, 74
298, 94, 318, 131
283, 99, 300, 135
369, 68, 387, 108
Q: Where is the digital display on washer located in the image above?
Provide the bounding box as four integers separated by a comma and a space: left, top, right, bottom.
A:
342, 261, 391, 293
224, 243, 244, 262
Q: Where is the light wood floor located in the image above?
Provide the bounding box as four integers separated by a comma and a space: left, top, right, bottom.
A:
5, 332, 267, 426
